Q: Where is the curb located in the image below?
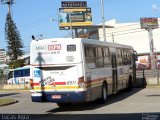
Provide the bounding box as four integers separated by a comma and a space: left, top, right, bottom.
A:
146, 85, 160, 88
0, 100, 19, 107
0, 90, 30, 92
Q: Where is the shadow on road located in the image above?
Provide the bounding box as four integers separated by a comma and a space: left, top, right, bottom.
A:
24, 113, 160, 120
0, 93, 20, 97
146, 94, 160, 97
46, 88, 143, 113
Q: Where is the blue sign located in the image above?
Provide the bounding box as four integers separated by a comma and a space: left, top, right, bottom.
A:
34, 70, 40, 78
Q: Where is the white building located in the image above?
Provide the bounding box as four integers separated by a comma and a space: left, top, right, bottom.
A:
98, 19, 160, 54
0, 49, 6, 64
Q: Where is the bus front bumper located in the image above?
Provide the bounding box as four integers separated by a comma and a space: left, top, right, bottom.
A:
31, 91, 88, 103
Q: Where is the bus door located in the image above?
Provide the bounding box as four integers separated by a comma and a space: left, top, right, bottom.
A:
111, 53, 118, 93
132, 51, 138, 85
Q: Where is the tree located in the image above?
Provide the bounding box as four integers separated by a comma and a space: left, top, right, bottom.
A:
5, 13, 24, 61
8, 59, 25, 69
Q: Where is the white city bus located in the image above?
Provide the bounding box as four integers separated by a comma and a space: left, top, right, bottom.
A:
30, 38, 137, 106
7, 66, 30, 84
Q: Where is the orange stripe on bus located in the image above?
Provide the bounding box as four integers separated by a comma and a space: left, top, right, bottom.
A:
33, 85, 79, 90
85, 77, 110, 84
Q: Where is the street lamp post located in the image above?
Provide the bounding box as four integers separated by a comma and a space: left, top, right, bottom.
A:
100, 0, 106, 42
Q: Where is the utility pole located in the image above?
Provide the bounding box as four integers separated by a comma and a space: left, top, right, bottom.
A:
1, 0, 15, 14
68, 13, 74, 39
148, 29, 156, 69
112, 33, 114, 43
100, 0, 106, 42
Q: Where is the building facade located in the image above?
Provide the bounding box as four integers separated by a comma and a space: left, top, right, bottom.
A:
98, 19, 160, 54
0, 49, 6, 64
98, 19, 160, 69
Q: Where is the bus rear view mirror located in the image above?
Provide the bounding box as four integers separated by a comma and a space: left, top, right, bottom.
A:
133, 51, 138, 61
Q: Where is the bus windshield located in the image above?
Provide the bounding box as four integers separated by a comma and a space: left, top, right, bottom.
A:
14, 68, 30, 77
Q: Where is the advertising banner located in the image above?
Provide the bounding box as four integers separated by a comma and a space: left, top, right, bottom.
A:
136, 55, 150, 69
140, 18, 158, 29
59, 8, 92, 30
61, 1, 87, 8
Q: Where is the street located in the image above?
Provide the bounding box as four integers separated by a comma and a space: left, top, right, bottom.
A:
0, 88, 160, 120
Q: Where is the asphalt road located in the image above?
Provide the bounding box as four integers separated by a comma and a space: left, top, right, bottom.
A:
0, 88, 160, 120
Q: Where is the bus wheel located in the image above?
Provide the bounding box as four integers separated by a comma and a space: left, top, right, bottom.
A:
126, 76, 132, 92
100, 83, 108, 104
57, 102, 72, 107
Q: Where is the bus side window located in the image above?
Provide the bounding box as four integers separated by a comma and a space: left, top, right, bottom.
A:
88, 46, 95, 63
104, 47, 111, 67
14, 71, 19, 77
25, 69, 30, 76
84, 46, 89, 60
122, 49, 128, 65
84, 45, 95, 64
22, 70, 25, 77
95, 46, 104, 68
116, 49, 122, 66
122, 49, 132, 65
127, 50, 132, 65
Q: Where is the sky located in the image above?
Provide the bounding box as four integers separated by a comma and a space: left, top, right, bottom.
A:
0, 0, 160, 54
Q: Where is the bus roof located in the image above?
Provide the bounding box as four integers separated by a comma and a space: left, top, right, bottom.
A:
14, 66, 30, 71
30, 38, 134, 66
31, 38, 133, 50
81, 39, 133, 49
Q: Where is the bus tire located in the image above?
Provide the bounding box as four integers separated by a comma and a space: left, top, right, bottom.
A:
126, 76, 132, 92
57, 102, 72, 107
99, 83, 108, 104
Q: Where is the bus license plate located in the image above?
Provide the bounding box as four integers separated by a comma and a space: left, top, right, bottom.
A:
52, 95, 61, 99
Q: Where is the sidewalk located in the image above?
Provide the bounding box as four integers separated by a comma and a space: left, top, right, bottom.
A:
146, 84, 160, 88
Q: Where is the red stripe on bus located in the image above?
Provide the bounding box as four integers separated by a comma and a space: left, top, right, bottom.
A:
33, 82, 66, 86
33, 83, 39, 86
50, 82, 66, 85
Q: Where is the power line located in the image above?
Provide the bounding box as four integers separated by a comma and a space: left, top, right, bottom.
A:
101, 32, 160, 41
100, 28, 146, 36
99, 29, 147, 37
104, 27, 141, 35
114, 29, 146, 36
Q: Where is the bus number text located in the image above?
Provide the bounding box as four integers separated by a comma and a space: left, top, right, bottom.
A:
67, 81, 76, 85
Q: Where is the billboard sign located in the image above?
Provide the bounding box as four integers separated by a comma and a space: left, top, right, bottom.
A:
61, 1, 87, 8
59, 8, 92, 30
136, 55, 150, 69
140, 18, 158, 29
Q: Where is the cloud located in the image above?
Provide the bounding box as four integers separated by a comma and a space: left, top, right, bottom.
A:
152, 4, 160, 11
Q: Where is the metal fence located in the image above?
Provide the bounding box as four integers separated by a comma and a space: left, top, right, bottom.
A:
136, 69, 160, 85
